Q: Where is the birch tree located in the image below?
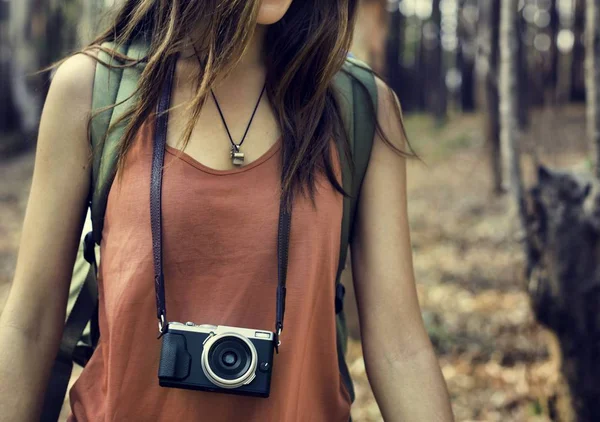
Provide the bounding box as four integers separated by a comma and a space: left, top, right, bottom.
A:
499, 0, 527, 234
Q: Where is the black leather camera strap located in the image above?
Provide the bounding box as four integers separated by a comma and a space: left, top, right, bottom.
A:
150, 56, 291, 351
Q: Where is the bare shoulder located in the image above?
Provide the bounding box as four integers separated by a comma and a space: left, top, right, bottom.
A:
39, 48, 101, 155
357, 74, 408, 214
37, 50, 101, 170
373, 76, 406, 149
46, 49, 99, 112
373, 77, 407, 159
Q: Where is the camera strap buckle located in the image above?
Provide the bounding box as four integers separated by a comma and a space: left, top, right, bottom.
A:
157, 314, 167, 339
274, 326, 282, 354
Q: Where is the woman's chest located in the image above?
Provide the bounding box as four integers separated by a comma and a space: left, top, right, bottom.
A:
100, 135, 343, 319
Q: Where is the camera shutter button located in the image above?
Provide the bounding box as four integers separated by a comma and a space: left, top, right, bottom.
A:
185, 322, 195, 326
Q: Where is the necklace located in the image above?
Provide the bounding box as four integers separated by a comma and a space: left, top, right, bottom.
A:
211, 85, 266, 166
190, 42, 267, 166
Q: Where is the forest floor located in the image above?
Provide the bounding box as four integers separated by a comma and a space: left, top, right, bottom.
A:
0, 104, 589, 421
348, 104, 589, 422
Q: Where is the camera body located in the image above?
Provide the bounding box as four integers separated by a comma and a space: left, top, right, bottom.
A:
158, 322, 275, 398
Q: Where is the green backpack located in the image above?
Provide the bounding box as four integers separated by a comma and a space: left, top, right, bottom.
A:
41, 40, 377, 421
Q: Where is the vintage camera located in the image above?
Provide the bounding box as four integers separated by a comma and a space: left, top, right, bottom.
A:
158, 322, 275, 398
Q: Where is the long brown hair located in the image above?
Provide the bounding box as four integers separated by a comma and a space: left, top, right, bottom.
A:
83, 0, 409, 204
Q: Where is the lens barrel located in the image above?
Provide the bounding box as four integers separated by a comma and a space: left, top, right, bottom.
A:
201, 332, 258, 389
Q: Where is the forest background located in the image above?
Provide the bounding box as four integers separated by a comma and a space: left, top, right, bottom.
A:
2, 0, 600, 421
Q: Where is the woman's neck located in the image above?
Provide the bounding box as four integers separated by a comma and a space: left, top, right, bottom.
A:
181, 25, 267, 84
237, 24, 266, 69
218, 24, 267, 87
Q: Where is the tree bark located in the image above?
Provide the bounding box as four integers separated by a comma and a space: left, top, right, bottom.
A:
6, 0, 44, 140
0, 1, 21, 137
516, 11, 529, 129
499, 0, 527, 230
429, 0, 447, 124
571, 0, 586, 102
458, 0, 476, 112
586, 0, 600, 178
478, 0, 503, 193
546, 0, 560, 104
414, 18, 428, 111
385, 0, 404, 103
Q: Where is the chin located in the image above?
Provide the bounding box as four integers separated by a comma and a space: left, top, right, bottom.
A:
257, 0, 294, 25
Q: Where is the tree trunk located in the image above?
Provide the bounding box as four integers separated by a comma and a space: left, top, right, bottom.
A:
499, 0, 527, 229
6, 0, 44, 141
571, 0, 586, 102
385, 0, 404, 104
429, 0, 447, 124
414, 18, 428, 111
0, 1, 21, 137
546, 0, 559, 104
516, 11, 529, 129
458, 0, 476, 112
586, 0, 600, 178
478, 0, 503, 193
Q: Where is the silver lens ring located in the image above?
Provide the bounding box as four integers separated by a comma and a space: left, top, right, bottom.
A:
201, 332, 258, 389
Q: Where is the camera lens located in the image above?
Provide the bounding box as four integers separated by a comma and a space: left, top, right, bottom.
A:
222, 351, 238, 367
201, 332, 258, 389
201, 333, 258, 389
210, 338, 250, 379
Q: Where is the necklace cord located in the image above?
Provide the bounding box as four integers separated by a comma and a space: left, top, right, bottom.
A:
190, 41, 267, 152
211, 85, 266, 151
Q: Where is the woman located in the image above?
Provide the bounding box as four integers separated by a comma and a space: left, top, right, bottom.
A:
0, 0, 453, 421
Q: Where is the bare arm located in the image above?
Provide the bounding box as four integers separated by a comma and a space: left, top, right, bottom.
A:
351, 79, 454, 421
0, 53, 96, 422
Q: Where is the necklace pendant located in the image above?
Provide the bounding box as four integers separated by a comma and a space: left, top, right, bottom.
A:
231, 146, 245, 166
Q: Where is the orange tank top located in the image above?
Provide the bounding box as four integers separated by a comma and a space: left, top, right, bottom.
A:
68, 118, 351, 421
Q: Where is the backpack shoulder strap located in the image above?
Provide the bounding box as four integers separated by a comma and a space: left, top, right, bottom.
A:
331, 57, 377, 408
90, 39, 149, 243
333, 57, 378, 299
41, 40, 148, 422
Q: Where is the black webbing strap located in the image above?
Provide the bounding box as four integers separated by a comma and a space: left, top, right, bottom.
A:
149, 56, 292, 351
41, 232, 98, 422
275, 197, 291, 352
150, 56, 174, 331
